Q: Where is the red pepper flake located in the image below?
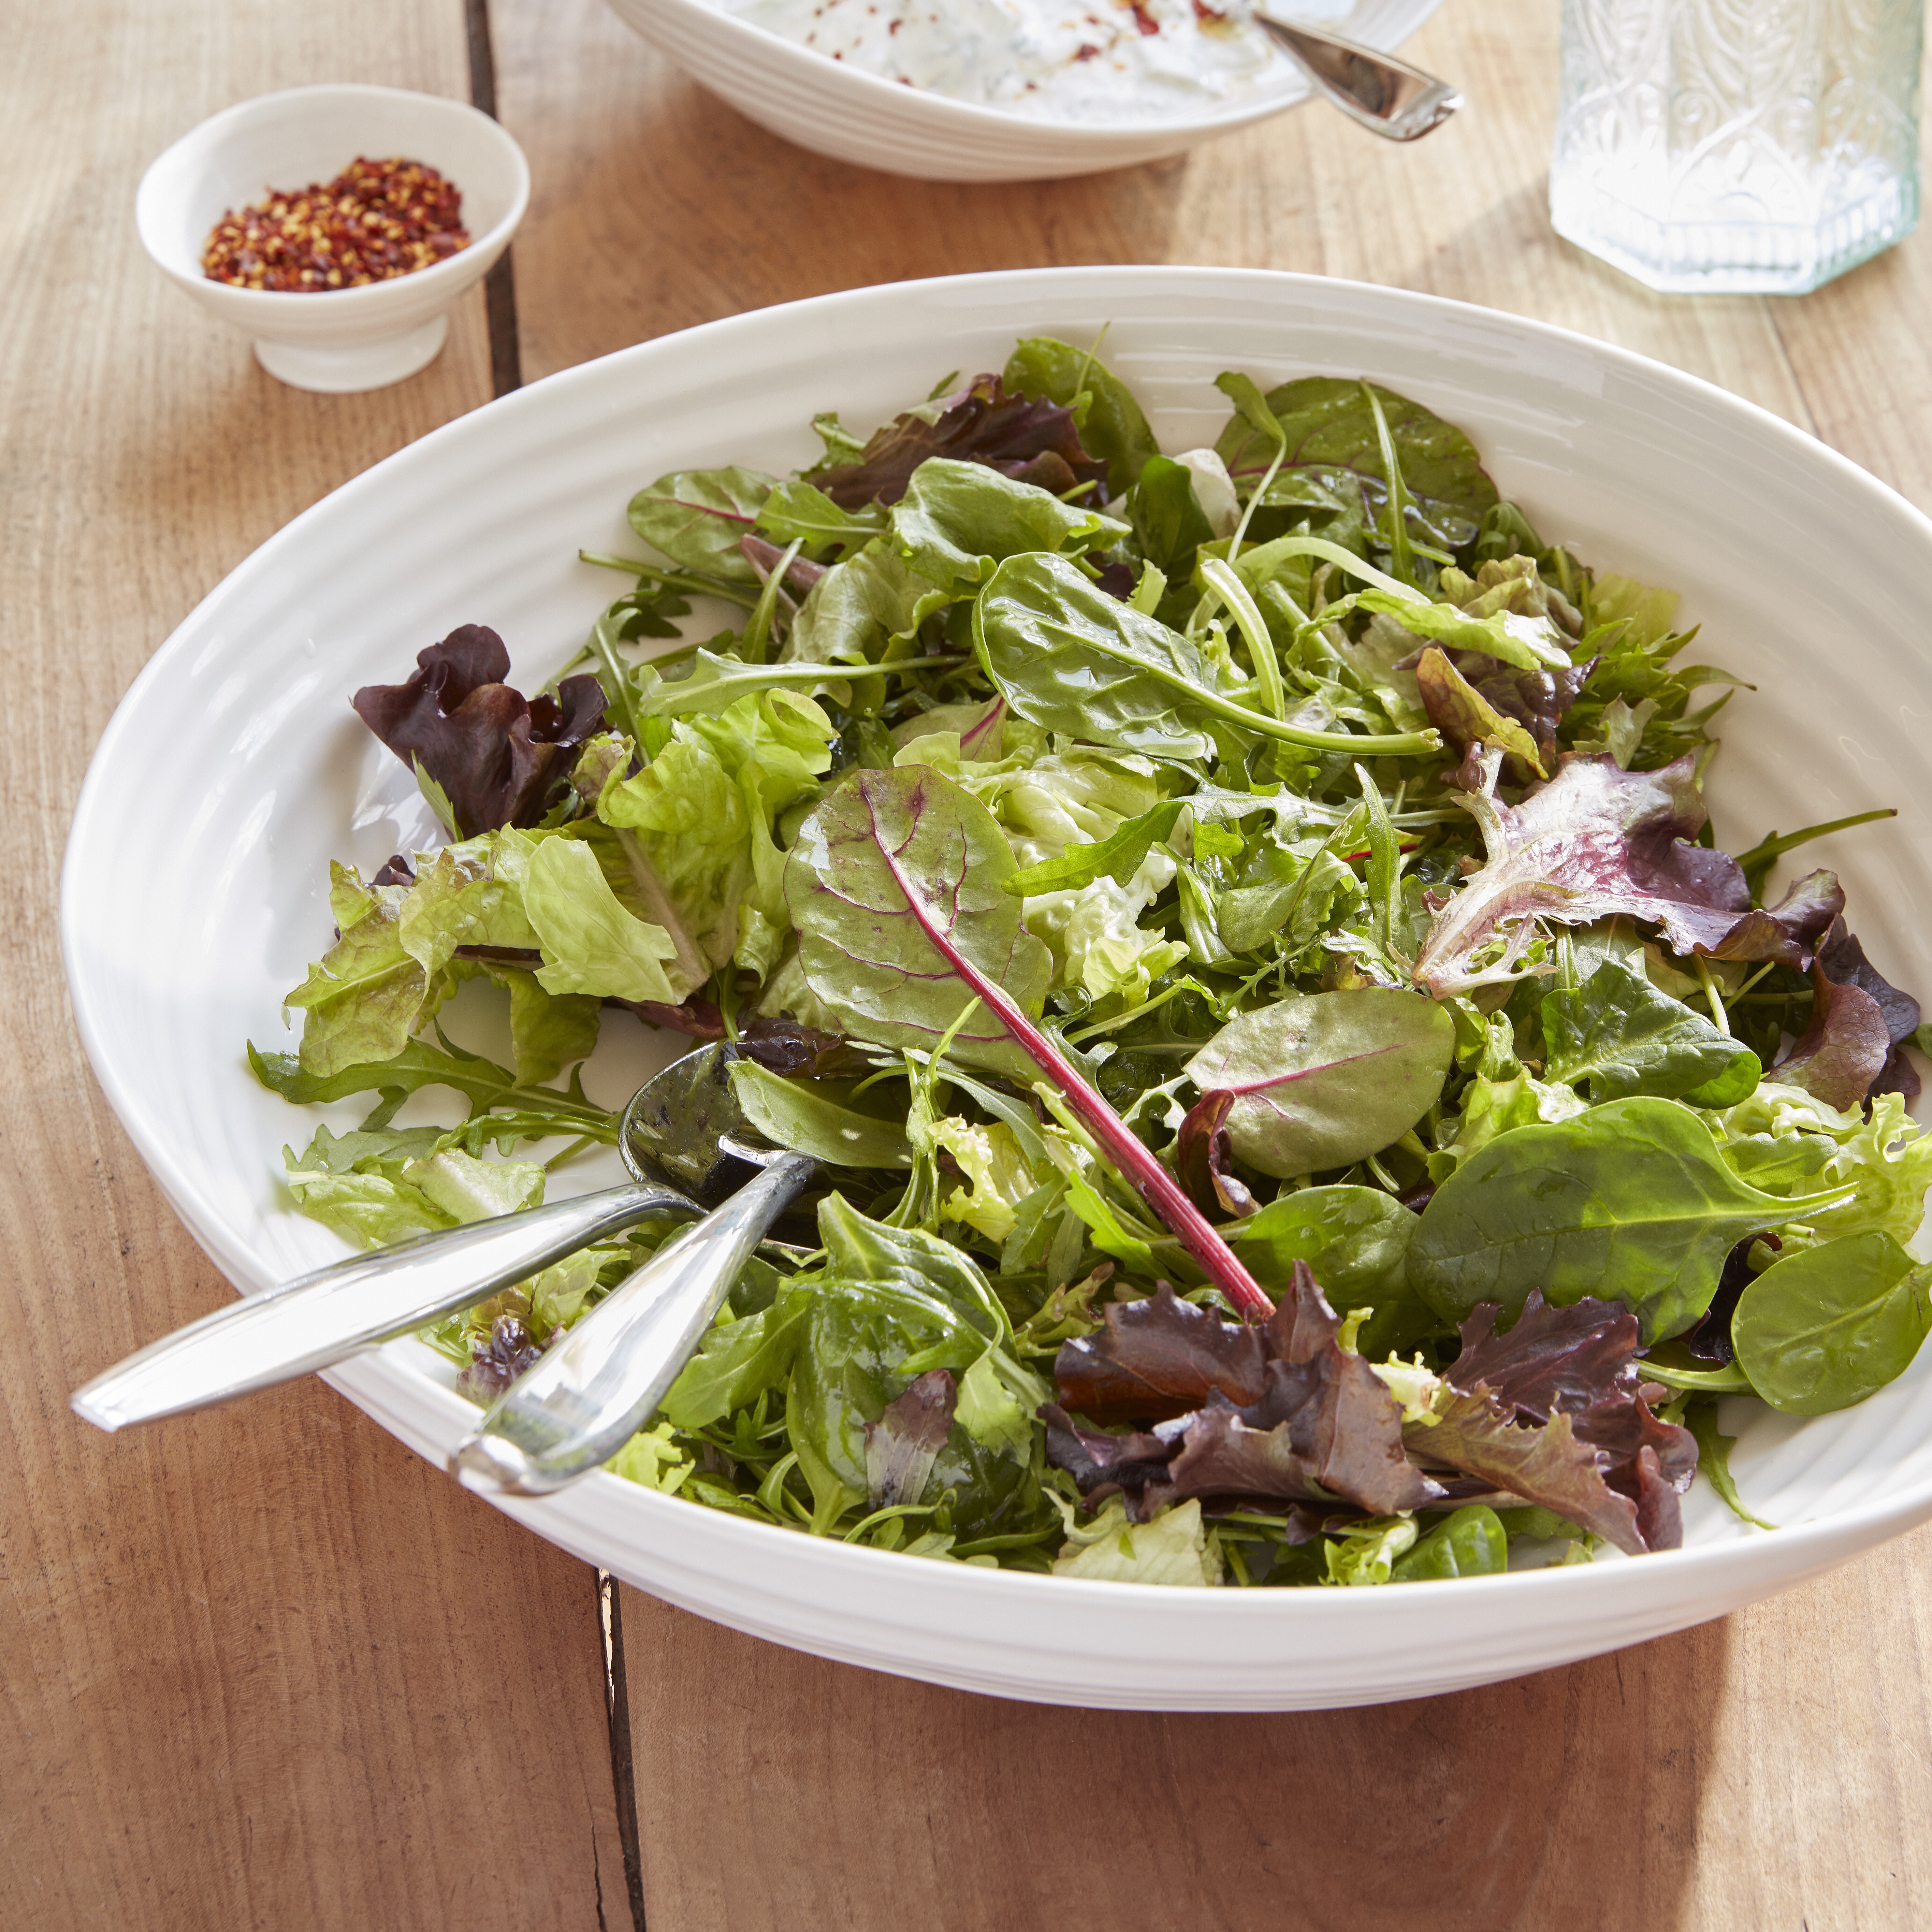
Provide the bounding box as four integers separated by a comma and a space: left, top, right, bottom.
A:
1073, 40, 1101, 59
1127, 0, 1161, 35
1191, 0, 1228, 19
200, 157, 469, 292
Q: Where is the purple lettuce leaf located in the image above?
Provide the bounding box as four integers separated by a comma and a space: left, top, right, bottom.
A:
1416, 751, 1850, 997
1175, 1089, 1259, 1219
1680, 1233, 1780, 1366
807, 373, 1109, 510
1053, 1282, 1269, 1423
1701, 869, 1844, 971
1772, 961, 1893, 1111
1406, 1389, 1653, 1554
1048, 1263, 1436, 1518
1815, 921, 1923, 1102
351, 625, 608, 839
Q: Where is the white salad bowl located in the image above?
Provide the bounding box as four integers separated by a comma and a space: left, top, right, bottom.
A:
135, 84, 530, 393
602, 0, 1447, 181
63, 267, 1932, 1710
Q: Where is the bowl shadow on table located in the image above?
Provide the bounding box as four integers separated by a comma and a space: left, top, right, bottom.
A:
622, 1590, 1724, 1929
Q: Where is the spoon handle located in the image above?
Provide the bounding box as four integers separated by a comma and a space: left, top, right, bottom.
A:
1255, 16, 1462, 142
70, 1178, 697, 1432
451, 1152, 819, 1496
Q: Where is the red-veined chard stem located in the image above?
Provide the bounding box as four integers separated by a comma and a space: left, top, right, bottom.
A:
865, 803, 1274, 1320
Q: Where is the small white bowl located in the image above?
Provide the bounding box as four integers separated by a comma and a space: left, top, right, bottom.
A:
136, 84, 530, 393
603, 0, 1445, 182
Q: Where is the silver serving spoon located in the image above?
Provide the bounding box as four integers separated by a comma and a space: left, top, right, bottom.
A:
1256, 13, 1462, 142
450, 1061, 817, 1496
69, 1043, 789, 1432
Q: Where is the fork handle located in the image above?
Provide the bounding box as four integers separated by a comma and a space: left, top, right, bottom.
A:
450, 1152, 818, 1496
70, 1177, 697, 1432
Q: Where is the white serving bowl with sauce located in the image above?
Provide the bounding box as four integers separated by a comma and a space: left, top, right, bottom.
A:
61, 267, 1932, 1709
136, 84, 530, 394
603, 0, 1446, 180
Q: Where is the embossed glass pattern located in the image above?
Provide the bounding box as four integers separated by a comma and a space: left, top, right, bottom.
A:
1551, 0, 1924, 293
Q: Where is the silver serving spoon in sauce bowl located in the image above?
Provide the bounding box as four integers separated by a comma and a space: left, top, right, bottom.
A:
69, 1042, 804, 1433
1255, 13, 1463, 142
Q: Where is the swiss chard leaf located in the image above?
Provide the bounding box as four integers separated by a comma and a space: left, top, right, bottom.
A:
628, 466, 776, 584
1731, 1231, 1932, 1414
1542, 959, 1761, 1108
1182, 988, 1455, 1179
1408, 1097, 1849, 1342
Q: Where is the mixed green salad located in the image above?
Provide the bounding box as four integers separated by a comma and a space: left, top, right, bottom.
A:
253, 337, 1932, 1588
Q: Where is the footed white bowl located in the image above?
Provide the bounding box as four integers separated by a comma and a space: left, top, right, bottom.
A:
63, 267, 1932, 1708
603, 0, 1448, 180
136, 84, 530, 393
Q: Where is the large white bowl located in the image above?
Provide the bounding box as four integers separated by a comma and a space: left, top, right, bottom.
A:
603, 0, 1446, 180
136, 84, 530, 393
63, 267, 1932, 1709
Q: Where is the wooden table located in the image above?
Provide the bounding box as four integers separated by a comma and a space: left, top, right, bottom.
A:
8, 2, 1932, 1925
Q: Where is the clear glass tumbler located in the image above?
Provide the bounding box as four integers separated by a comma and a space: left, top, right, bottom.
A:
1550, 0, 1925, 294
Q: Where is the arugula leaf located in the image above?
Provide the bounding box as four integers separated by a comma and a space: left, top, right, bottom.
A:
1183, 988, 1455, 1179
627, 466, 776, 584
1542, 959, 1761, 1107
1731, 1231, 1932, 1414
973, 553, 1439, 761
1409, 1097, 1851, 1341
1004, 799, 1187, 897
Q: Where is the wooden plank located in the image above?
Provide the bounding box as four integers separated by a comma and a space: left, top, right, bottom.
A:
0, 4, 626, 1927
490, 0, 1932, 1923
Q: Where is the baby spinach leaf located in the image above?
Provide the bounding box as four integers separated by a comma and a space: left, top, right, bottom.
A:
1731, 1231, 1932, 1414
973, 553, 1439, 762
1127, 455, 1218, 577
1225, 1185, 1435, 1358
1002, 335, 1161, 499
1183, 988, 1455, 1179
658, 1291, 812, 1433
628, 466, 776, 584
889, 457, 1125, 593
1213, 375, 1498, 542
1408, 1097, 1851, 1342
1542, 959, 1761, 1107
1389, 1505, 1508, 1582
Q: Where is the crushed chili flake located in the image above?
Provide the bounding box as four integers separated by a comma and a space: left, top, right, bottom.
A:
200, 157, 469, 293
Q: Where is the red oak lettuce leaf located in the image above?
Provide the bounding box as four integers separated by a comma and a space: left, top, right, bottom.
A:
1053, 1282, 1268, 1423
864, 1368, 957, 1507
1771, 960, 1892, 1110
1815, 920, 1923, 1102
1701, 869, 1844, 971
1175, 1089, 1259, 1219
1406, 1389, 1653, 1554
807, 373, 1109, 509
1433, 1291, 1695, 1551
352, 625, 609, 839
1048, 1264, 1436, 1517
1417, 751, 1849, 996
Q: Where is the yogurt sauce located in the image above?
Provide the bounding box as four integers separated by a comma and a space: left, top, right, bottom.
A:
727, 0, 1333, 125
